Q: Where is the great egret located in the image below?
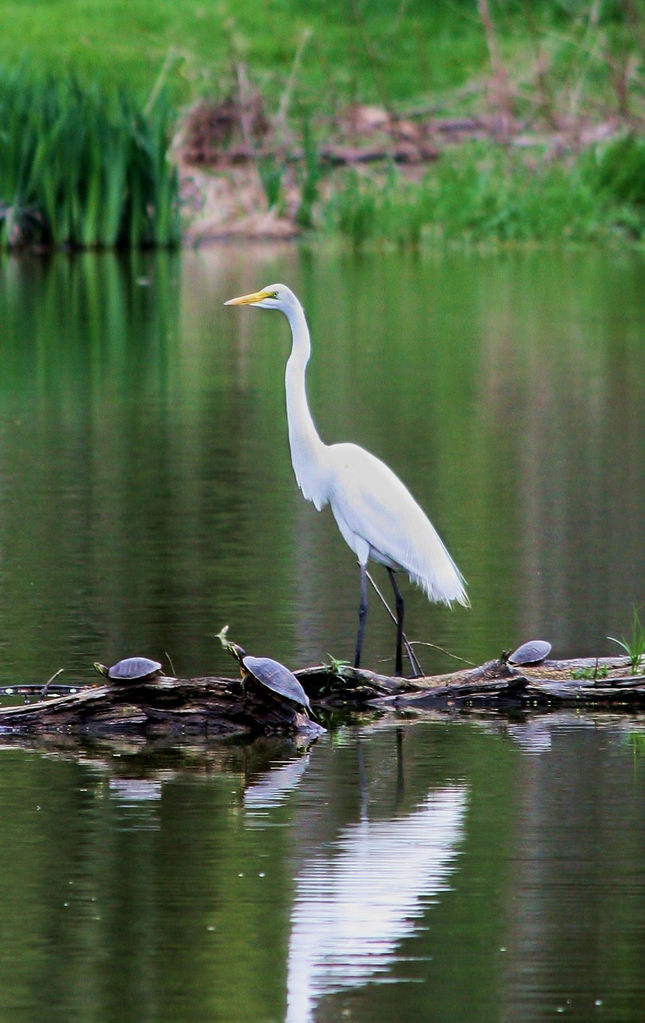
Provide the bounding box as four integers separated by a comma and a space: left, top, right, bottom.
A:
225, 283, 468, 675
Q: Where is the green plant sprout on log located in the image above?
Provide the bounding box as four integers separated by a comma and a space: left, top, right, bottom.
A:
608, 607, 645, 675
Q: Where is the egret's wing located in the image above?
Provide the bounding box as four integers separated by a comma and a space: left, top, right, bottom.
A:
328, 444, 468, 606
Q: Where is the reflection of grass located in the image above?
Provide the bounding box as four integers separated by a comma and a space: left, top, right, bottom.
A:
626, 732, 645, 759
608, 608, 645, 675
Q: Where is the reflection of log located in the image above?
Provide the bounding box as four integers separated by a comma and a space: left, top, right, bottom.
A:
0, 655, 643, 740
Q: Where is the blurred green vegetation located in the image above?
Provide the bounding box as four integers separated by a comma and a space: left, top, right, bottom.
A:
0, 0, 642, 117
1, 1, 645, 247
0, 1, 487, 107
322, 138, 645, 247
0, 68, 180, 248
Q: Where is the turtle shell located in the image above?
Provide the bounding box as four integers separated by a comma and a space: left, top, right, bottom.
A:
508, 640, 552, 666
107, 657, 163, 681
242, 655, 311, 712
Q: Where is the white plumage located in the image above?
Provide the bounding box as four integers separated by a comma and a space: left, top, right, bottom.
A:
325, 442, 465, 601
225, 283, 468, 674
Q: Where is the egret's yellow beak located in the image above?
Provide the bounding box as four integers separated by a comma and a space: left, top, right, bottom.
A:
224, 289, 274, 306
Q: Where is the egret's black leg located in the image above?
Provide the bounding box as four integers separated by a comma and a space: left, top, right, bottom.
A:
354, 564, 368, 669
388, 568, 405, 676
364, 568, 423, 677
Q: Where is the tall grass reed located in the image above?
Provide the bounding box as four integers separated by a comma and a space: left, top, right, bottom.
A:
0, 67, 180, 249
322, 142, 645, 249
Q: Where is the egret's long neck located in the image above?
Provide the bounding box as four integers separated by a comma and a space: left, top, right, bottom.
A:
283, 301, 328, 510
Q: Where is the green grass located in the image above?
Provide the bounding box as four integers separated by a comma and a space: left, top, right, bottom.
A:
608, 607, 645, 674
0, 67, 180, 249
0, 0, 641, 116
0, 1, 488, 109
320, 140, 645, 248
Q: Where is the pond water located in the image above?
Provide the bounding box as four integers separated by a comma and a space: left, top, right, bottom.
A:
0, 245, 644, 1022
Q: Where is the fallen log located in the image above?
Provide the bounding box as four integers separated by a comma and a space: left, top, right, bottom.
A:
0, 675, 324, 741
0, 653, 643, 740
296, 653, 645, 711
296, 657, 527, 710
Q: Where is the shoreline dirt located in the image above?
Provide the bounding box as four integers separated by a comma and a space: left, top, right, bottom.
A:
176, 98, 629, 244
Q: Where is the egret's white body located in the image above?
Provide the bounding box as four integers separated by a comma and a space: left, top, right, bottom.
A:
225, 283, 468, 674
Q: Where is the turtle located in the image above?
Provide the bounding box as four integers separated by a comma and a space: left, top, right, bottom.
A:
241, 654, 314, 715
508, 640, 552, 666
217, 627, 312, 715
94, 657, 163, 685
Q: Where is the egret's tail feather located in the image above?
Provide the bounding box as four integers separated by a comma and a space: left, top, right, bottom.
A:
404, 527, 469, 609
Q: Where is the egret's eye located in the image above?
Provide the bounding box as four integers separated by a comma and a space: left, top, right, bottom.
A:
271, 291, 279, 299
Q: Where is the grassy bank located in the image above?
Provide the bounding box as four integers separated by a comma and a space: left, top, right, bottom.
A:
319, 139, 645, 248
1, 1, 643, 123
1, 1, 644, 248
0, 1, 490, 108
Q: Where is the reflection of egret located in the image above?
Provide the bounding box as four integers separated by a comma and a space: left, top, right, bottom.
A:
107, 777, 163, 832
285, 785, 467, 1023
108, 778, 162, 802
244, 754, 311, 813
225, 284, 468, 676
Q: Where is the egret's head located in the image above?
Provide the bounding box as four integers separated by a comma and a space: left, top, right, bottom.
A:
224, 283, 297, 312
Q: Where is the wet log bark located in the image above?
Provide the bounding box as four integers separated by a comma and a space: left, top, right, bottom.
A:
0, 675, 324, 740
297, 654, 645, 710
0, 655, 643, 740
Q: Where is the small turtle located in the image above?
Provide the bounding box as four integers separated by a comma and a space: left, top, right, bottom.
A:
241, 654, 314, 714
94, 657, 163, 685
508, 640, 552, 666
218, 627, 312, 715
